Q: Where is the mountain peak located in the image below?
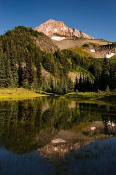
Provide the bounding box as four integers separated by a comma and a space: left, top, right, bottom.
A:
41, 19, 64, 24
35, 19, 93, 39
46, 19, 56, 23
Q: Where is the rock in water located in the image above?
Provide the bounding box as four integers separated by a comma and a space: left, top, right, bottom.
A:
51, 138, 66, 144
90, 127, 96, 131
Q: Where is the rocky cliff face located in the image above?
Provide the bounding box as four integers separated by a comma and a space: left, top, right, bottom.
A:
35, 19, 93, 39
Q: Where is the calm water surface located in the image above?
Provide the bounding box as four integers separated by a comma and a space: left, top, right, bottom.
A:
0, 96, 116, 175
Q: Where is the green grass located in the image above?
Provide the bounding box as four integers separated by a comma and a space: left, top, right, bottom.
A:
94, 39, 111, 43
65, 91, 116, 101
70, 47, 93, 58
82, 42, 100, 48
0, 88, 48, 100
0, 88, 116, 103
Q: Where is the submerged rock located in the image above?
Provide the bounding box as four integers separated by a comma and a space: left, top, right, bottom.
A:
51, 138, 66, 144
90, 127, 96, 131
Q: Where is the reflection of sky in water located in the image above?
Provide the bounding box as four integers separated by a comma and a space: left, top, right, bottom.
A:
1, 138, 116, 175
0, 148, 55, 175
65, 138, 116, 175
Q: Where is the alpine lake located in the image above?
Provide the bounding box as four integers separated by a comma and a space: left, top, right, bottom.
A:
0, 94, 116, 175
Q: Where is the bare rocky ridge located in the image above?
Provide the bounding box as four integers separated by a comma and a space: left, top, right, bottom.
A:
84, 43, 116, 58
34, 19, 116, 58
35, 19, 93, 39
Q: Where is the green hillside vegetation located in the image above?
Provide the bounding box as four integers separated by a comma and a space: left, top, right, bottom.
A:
82, 43, 100, 48
94, 39, 111, 43
0, 26, 116, 94
70, 47, 92, 58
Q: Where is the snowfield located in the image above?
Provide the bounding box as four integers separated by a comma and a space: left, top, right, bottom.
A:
51, 36, 66, 41
106, 53, 115, 58
54, 28, 58, 32
90, 49, 96, 53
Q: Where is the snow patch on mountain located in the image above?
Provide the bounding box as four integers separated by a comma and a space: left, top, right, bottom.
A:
90, 49, 96, 53
51, 36, 66, 41
106, 53, 115, 58
54, 28, 58, 32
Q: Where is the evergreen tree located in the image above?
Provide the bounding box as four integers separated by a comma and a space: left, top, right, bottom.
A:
0, 55, 7, 87
74, 77, 78, 92
18, 62, 23, 87
25, 57, 34, 88
5, 58, 12, 87
101, 58, 110, 90
77, 74, 83, 91
109, 63, 116, 90
10, 57, 18, 87
36, 58, 42, 89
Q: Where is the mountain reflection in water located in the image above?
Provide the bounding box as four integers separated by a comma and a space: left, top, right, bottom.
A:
0, 96, 116, 175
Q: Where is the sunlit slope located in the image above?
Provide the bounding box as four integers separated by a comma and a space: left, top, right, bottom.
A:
53, 38, 116, 58
53, 38, 110, 50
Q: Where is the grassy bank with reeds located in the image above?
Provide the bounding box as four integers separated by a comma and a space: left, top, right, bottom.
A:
0, 88, 48, 100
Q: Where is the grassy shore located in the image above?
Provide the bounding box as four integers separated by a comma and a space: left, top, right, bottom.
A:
0, 88, 116, 101
0, 88, 48, 100
65, 91, 116, 100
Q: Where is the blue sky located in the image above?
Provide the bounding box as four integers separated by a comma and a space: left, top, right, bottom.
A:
0, 0, 116, 41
